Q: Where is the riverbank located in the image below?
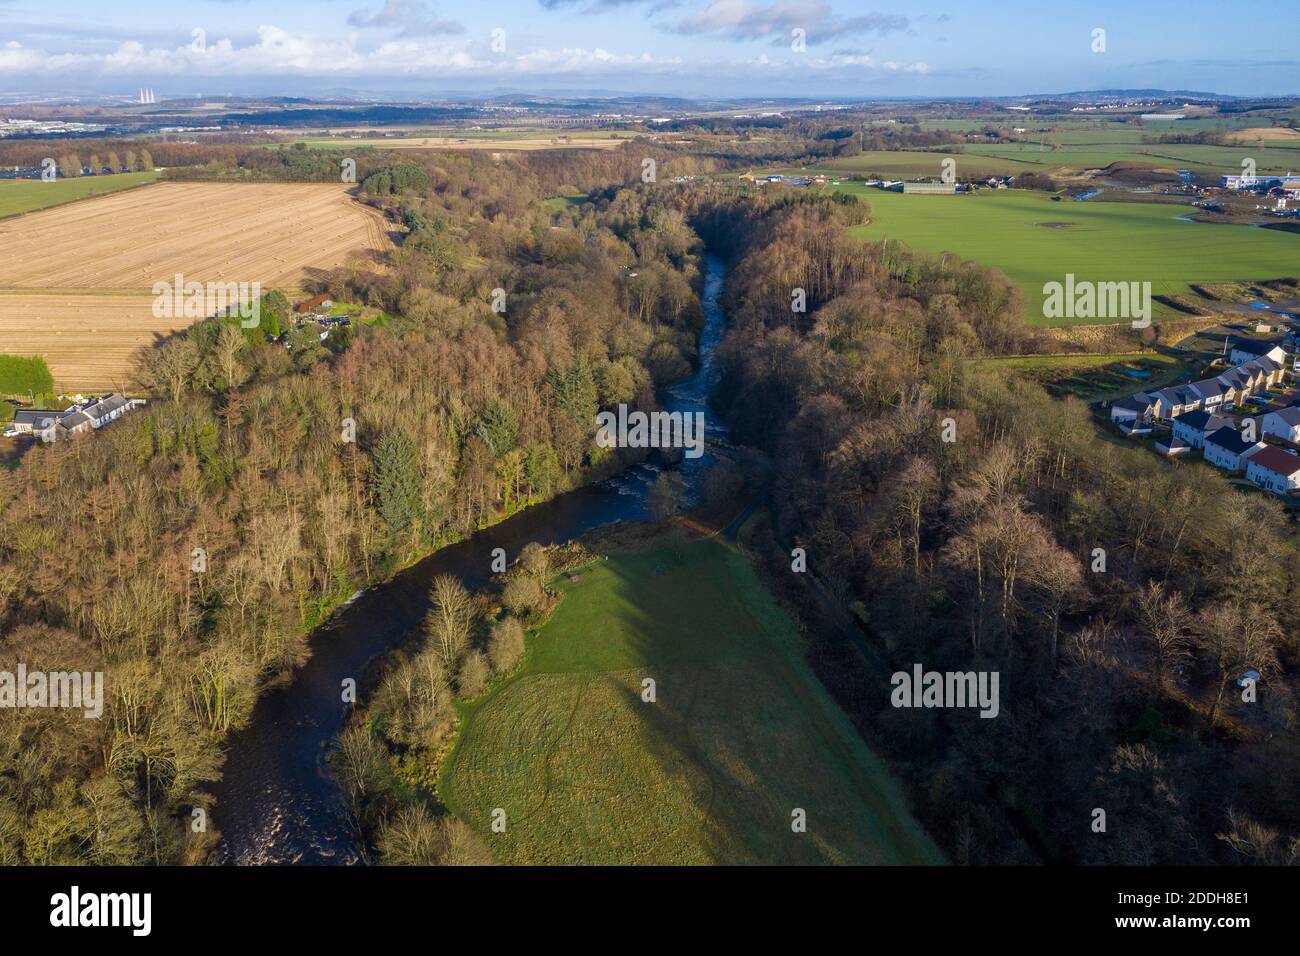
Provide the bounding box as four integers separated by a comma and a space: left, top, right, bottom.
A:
206, 254, 731, 863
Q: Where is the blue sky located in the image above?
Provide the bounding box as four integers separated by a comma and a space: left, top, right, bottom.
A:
0, 0, 1295, 99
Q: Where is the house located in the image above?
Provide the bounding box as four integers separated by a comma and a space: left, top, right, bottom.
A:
60, 410, 93, 438
1261, 406, 1300, 444
1151, 384, 1202, 420
9, 408, 64, 436
1155, 435, 1192, 457
1227, 338, 1286, 368
1244, 445, 1300, 495
83, 394, 144, 428
1109, 393, 1156, 431
1222, 355, 1285, 393
1187, 377, 1232, 410
1203, 425, 1266, 473
1172, 409, 1230, 449
6, 394, 144, 444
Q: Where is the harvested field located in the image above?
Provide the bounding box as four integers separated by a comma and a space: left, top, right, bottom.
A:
0, 182, 389, 291
0, 182, 390, 390
0, 293, 179, 392
1223, 127, 1300, 144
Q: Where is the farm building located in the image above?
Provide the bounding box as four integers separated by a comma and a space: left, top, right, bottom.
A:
293, 294, 334, 318
1244, 445, 1300, 495
902, 182, 959, 195
1220, 175, 1285, 190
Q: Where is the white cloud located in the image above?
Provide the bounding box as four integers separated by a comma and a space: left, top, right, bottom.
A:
667, 0, 909, 44
347, 0, 465, 38
0, 24, 922, 83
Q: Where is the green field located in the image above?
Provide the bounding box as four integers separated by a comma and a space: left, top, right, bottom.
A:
441, 537, 942, 865
814, 138, 1299, 182
0, 172, 161, 219
969, 352, 1202, 401
836, 186, 1300, 325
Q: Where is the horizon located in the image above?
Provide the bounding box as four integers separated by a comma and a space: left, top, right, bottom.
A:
1, 0, 1297, 100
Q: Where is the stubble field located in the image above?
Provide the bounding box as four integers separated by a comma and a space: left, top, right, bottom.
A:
0, 181, 390, 390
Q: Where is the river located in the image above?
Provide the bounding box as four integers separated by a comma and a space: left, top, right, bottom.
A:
209, 253, 730, 863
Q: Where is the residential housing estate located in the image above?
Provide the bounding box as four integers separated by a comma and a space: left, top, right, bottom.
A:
1109, 333, 1300, 498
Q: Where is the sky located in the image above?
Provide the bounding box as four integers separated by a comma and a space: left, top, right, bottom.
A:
0, 0, 1296, 101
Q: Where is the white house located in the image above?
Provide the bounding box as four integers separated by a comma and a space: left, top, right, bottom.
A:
1172, 410, 1230, 449
83, 394, 144, 428
1204, 425, 1267, 472
6, 394, 144, 444
1228, 339, 1287, 368
1109, 393, 1156, 431
1261, 406, 1300, 444
1245, 445, 1300, 495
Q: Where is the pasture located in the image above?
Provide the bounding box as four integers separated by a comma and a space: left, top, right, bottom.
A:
440, 537, 942, 865
835, 186, 1300, 325
0, 182, 390, 389
816, 137, 1300, 182
0, 171, 160, 219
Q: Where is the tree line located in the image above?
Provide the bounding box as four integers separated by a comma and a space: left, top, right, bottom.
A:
0, 149, 709, 863
702, 186, 1300, 864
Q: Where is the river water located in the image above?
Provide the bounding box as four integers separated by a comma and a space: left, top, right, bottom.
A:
210, 253, 729, 864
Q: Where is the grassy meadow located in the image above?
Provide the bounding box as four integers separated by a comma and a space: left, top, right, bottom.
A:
440, 537, 942, 865
968, 351, 1203, 402
0, 171, 160, 219
832, 186, 1300, 325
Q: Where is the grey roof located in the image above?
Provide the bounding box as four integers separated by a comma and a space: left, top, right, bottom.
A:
1174, 410, 1226, 433
12, 408, 63, 427
1190, 378, 1230, 399
1112, 397, 1147, 413
61, 411, 91, 429
1230, 338, 1283, 356
86, 394, 128, 418
1219, 368, 1250, 389
1266, 406, 1300, 426
1205, 425, 1261, 455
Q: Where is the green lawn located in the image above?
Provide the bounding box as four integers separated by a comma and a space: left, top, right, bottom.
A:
836, 186, 1300, 325
441, 537, 942, 865
0, 172, 160, 218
